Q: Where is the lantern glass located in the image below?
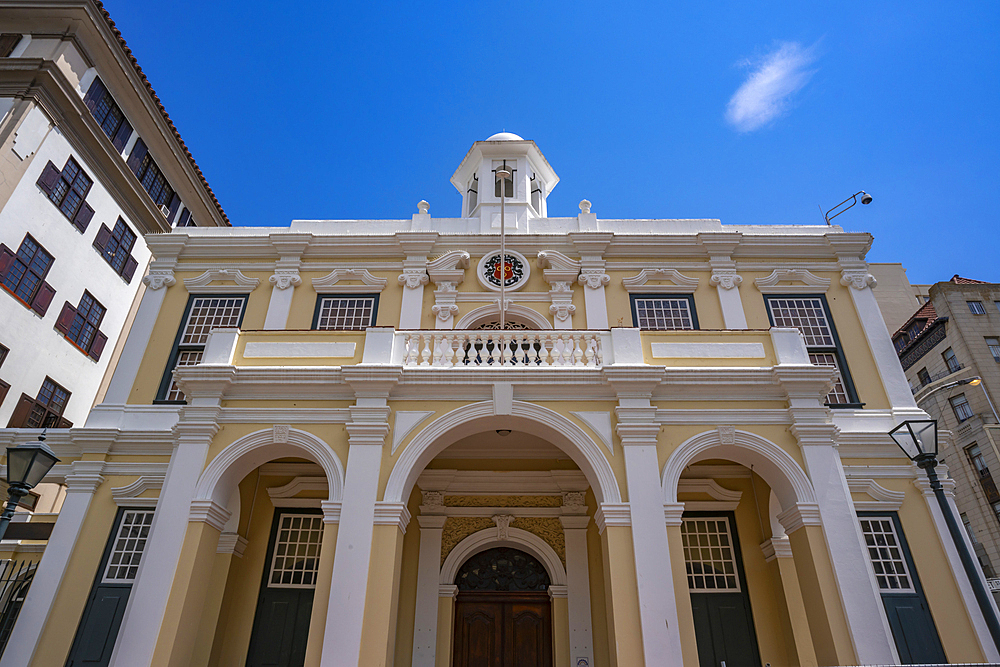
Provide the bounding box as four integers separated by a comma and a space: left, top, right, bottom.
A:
6, 442, 59, 489
889, 419, 938, 461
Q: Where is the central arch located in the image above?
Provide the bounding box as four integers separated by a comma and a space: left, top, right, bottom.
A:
441, 528, 567, 587
384, 401, 621, 505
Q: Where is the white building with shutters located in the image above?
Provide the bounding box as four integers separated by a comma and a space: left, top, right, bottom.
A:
0, 1, 230, 430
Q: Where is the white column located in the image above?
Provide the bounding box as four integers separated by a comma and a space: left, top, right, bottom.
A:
103, 269, 174, 403
711, 268, 747, 329
617, 408, 684, 666
0, 462, 104, 667
794, 429, 898, 665
320, 402, 391, 667
108, 420, 218, 667
397, 233, 438, 329
839, 267, 919, 410
263, 270, 301, 330
915, 473, 1000, 661
560, 511, 595, 666
571, 233, 612, 331
412, 514, 447, 667
579, 271, 610, 329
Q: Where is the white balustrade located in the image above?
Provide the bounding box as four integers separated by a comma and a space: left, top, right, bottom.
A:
400, 331, 605, 368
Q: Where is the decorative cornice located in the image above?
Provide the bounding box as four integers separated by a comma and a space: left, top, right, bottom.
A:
622, 268, 699, 293
537, 250, 582, 284
143, 270, 175, 291
663, 502, 685, 526
776, 502, 822, 534
268, 270, 302, 290
267, 477, 329, 499
64, 461, 105, 493
426, 250, 471, 285
312, 268, 388, 292
183, 269, 259, 293
110, 475, 164, 508
754, 268, 831, 293
322, 500, 342, 524
847, 479, 906, 510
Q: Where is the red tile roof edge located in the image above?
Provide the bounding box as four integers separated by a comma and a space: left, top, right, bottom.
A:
950, 275, 989, 284
93, 0, 230, 227
892, 300, 938, 340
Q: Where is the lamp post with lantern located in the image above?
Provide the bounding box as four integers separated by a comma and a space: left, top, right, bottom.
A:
889, 419, 1000, 650
0, 432, 60, 542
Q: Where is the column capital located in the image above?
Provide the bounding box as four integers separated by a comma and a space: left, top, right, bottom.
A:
594, 503, 631, 533
664, 502, 685, 526
321, 500, 342, 524
343, 366, 402, 400
602, 367, 665, 400
776, 502, 822, 534
710, 268, 743, 291
578, 269, 610, 290
439, 584, 459, 599
64, 461, 105, 493
398, 268, 429, 290
417, 514, 448, 529
374, 501, 411, 533
143, 269, 175, 291
268, 269, 301, 290
559, 514, 591, 530
789, 423, 840, 447
189, 498, 231, 531
547, 585, 569, 599
760, 536, 794, 562
217, 532, 249, 556
840, 268, 877, 291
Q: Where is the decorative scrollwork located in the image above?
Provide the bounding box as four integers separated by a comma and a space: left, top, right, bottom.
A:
455, 547, 551, 592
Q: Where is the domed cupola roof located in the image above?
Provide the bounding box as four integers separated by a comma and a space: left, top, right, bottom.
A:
486, 131, 524, 141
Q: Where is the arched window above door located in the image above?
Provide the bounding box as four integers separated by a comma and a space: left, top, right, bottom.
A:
455, 547, 551, 592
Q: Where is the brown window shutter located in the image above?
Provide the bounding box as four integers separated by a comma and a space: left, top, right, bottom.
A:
0, 244, 14, 275
92, 223, 112, 253
72, 202, 94, 233
6, 394, 34, 428
36, 161, 60, 195
54, 302, 76, 335
122, 255, 138, 283
111, 118, 133, 152
0, 379, 9, 406
57, 416, 73, 428
30, 281, 55, 316
88, 330, 108, 361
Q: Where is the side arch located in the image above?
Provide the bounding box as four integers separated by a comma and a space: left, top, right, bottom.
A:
384, 401, 621, 505
661, 429, 816, 511
440, 527, 567, 587
193, 427, 345, 507
454, 303, 552, 330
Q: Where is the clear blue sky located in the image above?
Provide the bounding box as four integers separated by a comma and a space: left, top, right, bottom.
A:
104, 0, 999, 284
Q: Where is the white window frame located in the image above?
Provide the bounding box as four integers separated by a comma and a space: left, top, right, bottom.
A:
266, 513, 324, 589
681, 516, 741, 592
102, 510, 155, 584
969, 301, 987, 315
859, 515, 915, 593
312, 294, 378, 331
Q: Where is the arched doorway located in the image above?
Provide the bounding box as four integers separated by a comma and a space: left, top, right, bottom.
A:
452, 547, 553, 667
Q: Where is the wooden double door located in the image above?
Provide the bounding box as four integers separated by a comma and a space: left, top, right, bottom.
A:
453, 592, 552, 667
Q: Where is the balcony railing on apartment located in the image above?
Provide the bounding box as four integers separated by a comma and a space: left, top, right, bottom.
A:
400, 330, 606, 367
912, 365, 966, 395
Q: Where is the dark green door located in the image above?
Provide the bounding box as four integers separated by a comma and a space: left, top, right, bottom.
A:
858, 513, 946, 665
683, 514, 762, 667
66, 508, 155, 667
246, 510, 323, 667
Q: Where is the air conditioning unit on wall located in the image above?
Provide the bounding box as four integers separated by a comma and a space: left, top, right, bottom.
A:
159, 204, 170, 217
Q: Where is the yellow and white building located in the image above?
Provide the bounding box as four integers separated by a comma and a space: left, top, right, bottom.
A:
1, 133, 997, 667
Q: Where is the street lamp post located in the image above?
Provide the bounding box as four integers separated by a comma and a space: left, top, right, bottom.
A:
889, 419, 1000, 651
0, 432, 60, 542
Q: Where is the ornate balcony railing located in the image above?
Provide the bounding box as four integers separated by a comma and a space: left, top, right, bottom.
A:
400, 330, 606, 367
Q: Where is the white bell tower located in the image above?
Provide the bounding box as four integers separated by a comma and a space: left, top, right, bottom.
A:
450, 132, 559, 233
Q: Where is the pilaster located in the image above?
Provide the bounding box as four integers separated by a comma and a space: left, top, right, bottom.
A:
538, 250, 581, 329
0, 462, 105, 667
560, 513, 595, 667
570, 233, 613, 329
412, 513, 448, 667
397, 232, 438, 328
699, 232, 748, 329
427, 250, 470, 329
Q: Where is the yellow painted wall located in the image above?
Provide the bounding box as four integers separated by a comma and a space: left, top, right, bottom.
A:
605, 270, 721, 330
285, 268, 401, 330
600, 526, 644, 667
358, 524, 406, 665
393, 487, 423, 667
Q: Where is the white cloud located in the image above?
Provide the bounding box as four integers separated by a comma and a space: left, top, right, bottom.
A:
726, 42, 818, 132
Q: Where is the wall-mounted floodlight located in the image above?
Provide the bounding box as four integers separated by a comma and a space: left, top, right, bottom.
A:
824, 191, 872, 225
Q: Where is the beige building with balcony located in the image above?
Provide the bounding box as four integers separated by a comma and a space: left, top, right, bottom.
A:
1, 133, 997, 667
891, 276, 1000, 592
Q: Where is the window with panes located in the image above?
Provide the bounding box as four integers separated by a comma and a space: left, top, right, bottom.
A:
135, 153, 174, 207
0, 234, 55, 314
969, 301, 987, 315
58, 292, 106, 356
764, 295, 858, 406
917, 367, 931, 386
630, 294, 698, 331
951, 394, 974, 422
943, 347, 961, 374
157, 295, 247, 402
93, 218, 138, 280
266, 514, 324, 588
102, 510, 154, 583
859, 516, 914, 592
28, 377, 70, 428
681, 517, 740, 591
48, 158, 92, 221
312, 295, 378, 331
987, 338, 1000, 363
966, 443, 988, 477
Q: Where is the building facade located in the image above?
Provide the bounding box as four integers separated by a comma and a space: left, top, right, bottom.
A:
0, 0, 229, 434
892, 276, 1000, 588
0, 133, 997, 667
